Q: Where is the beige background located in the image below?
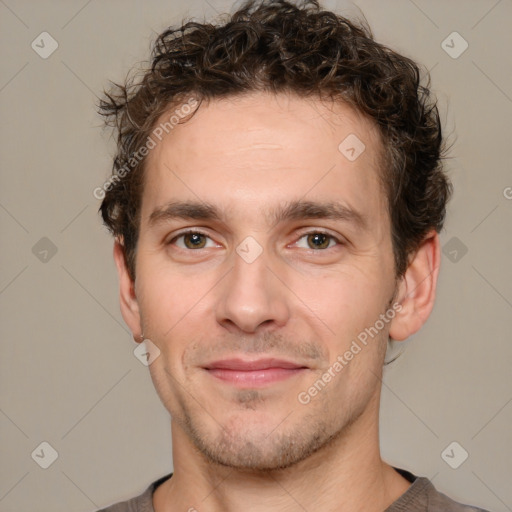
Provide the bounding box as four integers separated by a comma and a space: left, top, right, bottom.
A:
1, 0, 511, 511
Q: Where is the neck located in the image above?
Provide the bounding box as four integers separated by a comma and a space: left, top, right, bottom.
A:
154, 389, 410, 512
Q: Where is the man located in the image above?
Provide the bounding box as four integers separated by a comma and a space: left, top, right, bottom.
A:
95, 0, 489, 510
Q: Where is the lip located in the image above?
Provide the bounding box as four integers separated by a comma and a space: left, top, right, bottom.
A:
202, 358, 308, 387
204, 358, 306, 371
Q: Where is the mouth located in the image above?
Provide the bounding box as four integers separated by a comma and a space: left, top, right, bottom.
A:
202, 358, 309, 388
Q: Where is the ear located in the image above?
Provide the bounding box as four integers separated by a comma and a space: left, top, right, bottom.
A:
113, 239, 143, 343
389, 230, 441, 341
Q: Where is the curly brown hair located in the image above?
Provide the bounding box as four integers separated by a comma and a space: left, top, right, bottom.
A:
98, 0, 452, 282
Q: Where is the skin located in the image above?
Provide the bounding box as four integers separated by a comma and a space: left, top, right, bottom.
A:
114, 91, 441, 511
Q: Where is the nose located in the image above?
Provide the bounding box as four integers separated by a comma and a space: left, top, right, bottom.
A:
215, 243, 290, 334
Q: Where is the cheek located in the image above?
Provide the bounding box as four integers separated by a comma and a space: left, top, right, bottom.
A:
290, 265, 390, 343
138, 258, 200, 317
136, 264, 215, 361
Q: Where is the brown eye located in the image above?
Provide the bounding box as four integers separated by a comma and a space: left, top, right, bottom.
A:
183, 232, 207, 249
170, 231, 215, 250
306, 232, 332, 250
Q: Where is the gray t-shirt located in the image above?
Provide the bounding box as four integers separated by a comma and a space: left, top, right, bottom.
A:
97, 467, 490, 512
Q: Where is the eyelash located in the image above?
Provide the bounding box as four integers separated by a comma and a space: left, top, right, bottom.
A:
168, 229, 218, 249
168, 229, 343, 251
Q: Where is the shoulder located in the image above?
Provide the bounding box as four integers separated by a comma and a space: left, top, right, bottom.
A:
387, 468, 491, 512
95, 486, 152, 512
94, 473, 173, 512
422, 479, 491, 512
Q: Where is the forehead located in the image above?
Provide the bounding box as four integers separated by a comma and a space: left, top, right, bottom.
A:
141, 91, 387, 231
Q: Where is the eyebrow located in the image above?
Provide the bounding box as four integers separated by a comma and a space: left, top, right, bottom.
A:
148, 201, 221, 227
269, 200, 368, 231
147, 199, 368, 231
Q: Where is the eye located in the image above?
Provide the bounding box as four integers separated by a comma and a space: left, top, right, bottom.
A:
169, 230, 217, 250
295, 231, 341, 250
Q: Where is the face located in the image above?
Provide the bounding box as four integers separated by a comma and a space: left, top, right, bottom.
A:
122, 91, 401, 470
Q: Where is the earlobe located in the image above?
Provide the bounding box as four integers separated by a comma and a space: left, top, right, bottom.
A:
389, 231, 441, 342
113, 240, 143, 343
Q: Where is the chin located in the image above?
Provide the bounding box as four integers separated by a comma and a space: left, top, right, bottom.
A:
182, 408, 337, 472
